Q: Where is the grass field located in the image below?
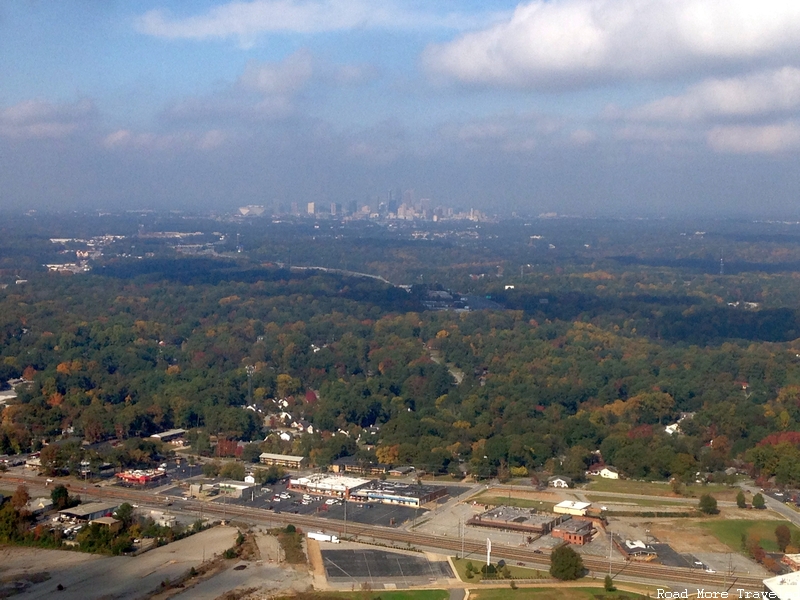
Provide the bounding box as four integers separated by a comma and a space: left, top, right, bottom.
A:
585, 478, 734, 498
700, 519, 800, 552
280, 592, 449, 600
468, 586, 647, 600
473, 495, 555, 512
451, 557, 548, 581
584, 493, 688, 508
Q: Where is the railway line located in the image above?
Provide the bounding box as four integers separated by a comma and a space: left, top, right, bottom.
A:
1, 474, 767, 589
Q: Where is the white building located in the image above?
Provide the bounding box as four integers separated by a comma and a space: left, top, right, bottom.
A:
599, 467, 620, 479
553, 500, 591, 517
764, 570, 800, 600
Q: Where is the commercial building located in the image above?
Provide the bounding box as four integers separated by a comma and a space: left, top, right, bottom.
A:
90, 516, 122, 534
150, 429, 186, 443
349, 480, 447, 507
553, 500, 591, 516
289, 474, 370, 498
116, 469, 167, 485
59, 502, 120, 522
259, 453, 307, 469
468, 506, 561, 534
551, 518, 595, 545
217, 480, 256, 498
764, 570, 800, 599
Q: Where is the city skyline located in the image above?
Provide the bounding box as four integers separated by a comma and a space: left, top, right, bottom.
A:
3, 1, 800, 217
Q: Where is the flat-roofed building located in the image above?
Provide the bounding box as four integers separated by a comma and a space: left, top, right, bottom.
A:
349, 480, 447, 507
90, 516, 122, 534
553, 500, 591, 516
289, 474, 370, 498
764, 570, 800, 599
552, 518, 594, 545
259, 453, 307, 469
468, 506, 561, 534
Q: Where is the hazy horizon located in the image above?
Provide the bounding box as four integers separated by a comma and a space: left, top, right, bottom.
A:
3, 1, 800, 217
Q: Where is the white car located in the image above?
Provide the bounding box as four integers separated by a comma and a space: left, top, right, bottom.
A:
325, 498, 336, 505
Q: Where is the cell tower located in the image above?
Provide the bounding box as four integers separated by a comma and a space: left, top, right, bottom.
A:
719, 251, 724, 276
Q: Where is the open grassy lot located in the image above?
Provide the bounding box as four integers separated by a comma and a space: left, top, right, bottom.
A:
451, 557, 548, 581
585, 479, 734, 499
468, 586, 648, 600
700, 519, 800, 553
279, 591, 450, 600
584, 493, 688, 508
473, 494, 555, 512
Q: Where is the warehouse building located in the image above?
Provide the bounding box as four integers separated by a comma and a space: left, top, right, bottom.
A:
469, 506, 561, 534
58, 502, 120, 522
553, 500, 591, 516
551, 518, 595, 545
289, 474, 370, 498
349, 480, 447, 507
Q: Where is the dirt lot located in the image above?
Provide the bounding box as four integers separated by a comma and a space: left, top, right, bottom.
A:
3, 526, 237, 599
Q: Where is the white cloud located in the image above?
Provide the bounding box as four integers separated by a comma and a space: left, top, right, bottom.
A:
424, 0, 800, 89
239, 51, 313, 95
102, 128, 230, 151
136, 1, 508, 43
0, 99, 95, 139
631, 68, 800, 121
707, 121, 800, 153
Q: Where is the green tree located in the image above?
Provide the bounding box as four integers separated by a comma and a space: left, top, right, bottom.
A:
698, 494, 719, 515
549, 545, 584, 581
604, 574, 616, 592
202, 460, 222, 477
51, 484, 70, 510
220, 461, 246, 481
776, 524, 791, 552
114, 503, 134, 528
736, 490, 746, 509
241, 443, 262, 463
753, 493, 766, 510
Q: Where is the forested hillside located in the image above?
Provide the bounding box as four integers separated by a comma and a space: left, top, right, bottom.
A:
2, 215, 800, 485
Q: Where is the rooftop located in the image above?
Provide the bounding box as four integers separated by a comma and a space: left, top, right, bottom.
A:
554, 500, 591, 510
765, 570, 800, 599
260, 452, 306, 461
59, 502, 120, 518
553, 518, 593, 533
477, 506, 558, 526
290, 474, 370, 491
351, 480, 444, 499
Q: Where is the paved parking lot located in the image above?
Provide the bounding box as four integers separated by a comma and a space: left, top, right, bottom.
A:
223, 484, 423, 528
321, 548, 454, 585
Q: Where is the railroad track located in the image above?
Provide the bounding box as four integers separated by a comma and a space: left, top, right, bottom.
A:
2, 475, 767, 589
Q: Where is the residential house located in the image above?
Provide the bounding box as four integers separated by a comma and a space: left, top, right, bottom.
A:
548, 475, 572, 488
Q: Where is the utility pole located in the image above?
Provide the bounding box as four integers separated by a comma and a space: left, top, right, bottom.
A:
460, 519, 465, 560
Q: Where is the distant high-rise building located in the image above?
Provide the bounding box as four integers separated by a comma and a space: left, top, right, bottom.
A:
330, 202, 341, 216
291, 202, 299, 215
307, 202, 315, 215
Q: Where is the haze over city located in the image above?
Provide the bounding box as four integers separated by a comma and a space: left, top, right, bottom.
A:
3, 0, 800, 216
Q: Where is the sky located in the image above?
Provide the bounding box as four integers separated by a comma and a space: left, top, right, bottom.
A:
3, 0, 800, 217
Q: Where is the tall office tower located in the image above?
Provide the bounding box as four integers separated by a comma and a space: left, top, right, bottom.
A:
307, 202, 315, 215
291, 202, 299, 215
